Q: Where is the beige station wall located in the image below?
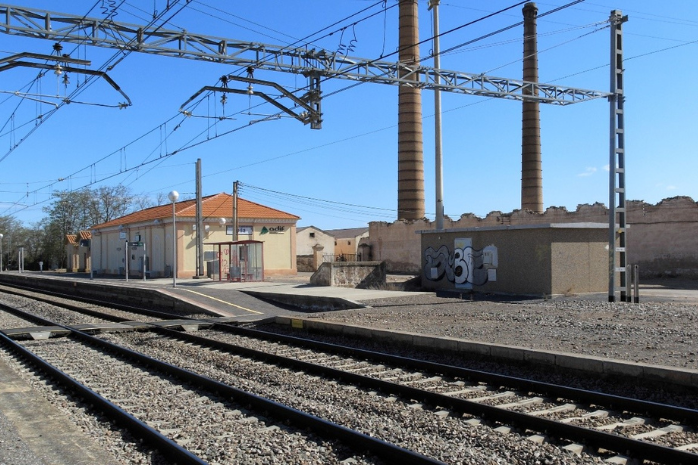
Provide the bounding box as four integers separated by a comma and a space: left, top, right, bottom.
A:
93, 219, 297, 278
91, 224, 173, 277
367, 197, 698, 278
194, 221, 297, 277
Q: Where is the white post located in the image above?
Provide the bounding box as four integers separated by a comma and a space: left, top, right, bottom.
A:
429, 0, 444, 230
0, 233, 3, 272
168, 190, 180, 288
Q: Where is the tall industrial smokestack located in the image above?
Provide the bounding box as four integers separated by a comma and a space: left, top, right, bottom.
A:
521, 2, 543, 213
397, 0, 425, 220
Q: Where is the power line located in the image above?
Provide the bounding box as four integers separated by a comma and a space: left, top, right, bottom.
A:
0, 0, 628, 221
0, 0, 192, 164
0, 1, 395, 215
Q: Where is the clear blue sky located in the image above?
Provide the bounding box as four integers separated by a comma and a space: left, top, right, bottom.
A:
1, 0, 696, 230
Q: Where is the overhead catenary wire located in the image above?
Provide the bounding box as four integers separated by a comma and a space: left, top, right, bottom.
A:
3, 1, 692, 222
0, 0, 193, 164
0, 0, 590, 218
0, 1, 395, 214
5, 0, 519, 202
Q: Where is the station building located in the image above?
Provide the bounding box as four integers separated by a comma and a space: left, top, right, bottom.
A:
89, 193, 299, 279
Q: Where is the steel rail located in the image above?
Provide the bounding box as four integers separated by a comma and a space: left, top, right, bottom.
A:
3, 282, 696, 425
0, 331, 207, 465
0, 302, 444, 465
223, 324, 698, 425
3, 287, 698, 462
155, 325, 698, 465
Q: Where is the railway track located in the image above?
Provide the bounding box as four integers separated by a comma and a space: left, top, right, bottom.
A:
0, 302, 438, 464
1, 285, 698, 464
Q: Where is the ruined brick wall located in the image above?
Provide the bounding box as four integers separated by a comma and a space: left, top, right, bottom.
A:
367, 197, 698, 277
626, 197, 698, 278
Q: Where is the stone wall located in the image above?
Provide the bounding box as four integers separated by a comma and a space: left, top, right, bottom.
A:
296, 255, 314, 272
366, 197, 698, 278
310, 261, 387, 288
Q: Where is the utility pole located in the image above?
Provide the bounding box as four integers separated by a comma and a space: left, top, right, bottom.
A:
429, 0, 444, 230
195, 159, 204, 278
232, 181, 239, 242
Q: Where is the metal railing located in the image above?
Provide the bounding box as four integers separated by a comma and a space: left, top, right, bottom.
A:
323, 254, 361, 263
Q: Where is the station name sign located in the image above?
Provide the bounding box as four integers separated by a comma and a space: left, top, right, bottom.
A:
226, 225, 253, 236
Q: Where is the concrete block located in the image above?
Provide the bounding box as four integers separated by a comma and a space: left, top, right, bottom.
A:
490, 345, 525, 362
642, 365, 697, 387
555, 354, 604, 374
341, 324, 373, 339
371, 328, 413, 345
413, 335, 459, 351
602, 360, 644, 378
456, 340, 491, 356
523, 349, 556, 365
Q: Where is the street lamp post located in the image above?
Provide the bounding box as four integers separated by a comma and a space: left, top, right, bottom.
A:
0, 233, 3, 272
168, 190, 179, 287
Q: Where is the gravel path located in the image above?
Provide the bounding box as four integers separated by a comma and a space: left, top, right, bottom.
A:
300, 295, 698, 370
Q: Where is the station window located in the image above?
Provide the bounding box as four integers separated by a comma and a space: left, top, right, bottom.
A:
309, 232, 315, 238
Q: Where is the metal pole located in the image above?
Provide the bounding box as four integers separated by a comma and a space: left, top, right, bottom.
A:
125, 241, 129, 282
168, 190, 179, 288
608, 10, 628, 302
429, 0, 444, 230
233, 181, 239, 242
196, 159, 204, 277
0, 233, 3, 272
172, 201, 177, 287
142, 242, 147, 281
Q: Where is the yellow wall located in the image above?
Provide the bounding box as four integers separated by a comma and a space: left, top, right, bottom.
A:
93, 219, 297, 278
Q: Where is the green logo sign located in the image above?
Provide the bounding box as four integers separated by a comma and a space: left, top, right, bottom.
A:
260, 226, 285, 235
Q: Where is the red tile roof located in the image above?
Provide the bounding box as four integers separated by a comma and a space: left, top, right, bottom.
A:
92, 193, 299, 229
66, 231, 92, 245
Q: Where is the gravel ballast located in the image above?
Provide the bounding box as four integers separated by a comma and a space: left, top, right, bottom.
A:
297, 294, 698, 370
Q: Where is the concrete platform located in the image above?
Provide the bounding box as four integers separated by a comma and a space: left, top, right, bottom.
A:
0, 271, 428, 324
0, 355, 121, 465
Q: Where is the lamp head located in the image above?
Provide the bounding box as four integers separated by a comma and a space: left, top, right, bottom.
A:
168, 190, 179, 203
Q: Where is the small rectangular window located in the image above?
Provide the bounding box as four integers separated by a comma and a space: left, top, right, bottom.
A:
347, 240, 351, 245
309, 232, 315, 238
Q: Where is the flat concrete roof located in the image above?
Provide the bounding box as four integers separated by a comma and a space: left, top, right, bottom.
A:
417, 222, 610, 235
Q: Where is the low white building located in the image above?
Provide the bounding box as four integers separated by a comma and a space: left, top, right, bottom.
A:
90, 193, 299, 278
296, 226, 335, 256
295, 226, 334, 271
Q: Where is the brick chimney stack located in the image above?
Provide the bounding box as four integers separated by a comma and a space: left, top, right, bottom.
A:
521, 2, 543, 213
397, 0, 425, 220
